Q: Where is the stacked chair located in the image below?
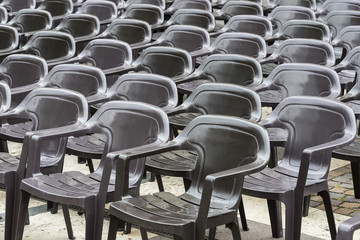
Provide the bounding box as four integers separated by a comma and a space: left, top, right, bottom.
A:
2, 0, 360, 240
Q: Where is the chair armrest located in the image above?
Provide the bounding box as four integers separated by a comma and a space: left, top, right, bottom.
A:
47, 56, 81, 69
165, 105, 188, 116
103, 65, 135, 77
172, 73, 199, 84
85, 93, 110, 105
337, 214, 360, 240
259, 54, 278, 64
190, 48, 212, 59
131, 41, 160, 51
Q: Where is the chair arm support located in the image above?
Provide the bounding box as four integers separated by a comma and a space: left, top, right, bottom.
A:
103, 65, 134, 77
190, 48, 212, 59
337, 214, 360, 240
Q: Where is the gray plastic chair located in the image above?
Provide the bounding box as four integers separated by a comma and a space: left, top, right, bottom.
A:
0, 25, 19, 54
316, 0, 360, 18
14, 101, 170, 240
213, 1, 263, 21
119, 4, 164, 28
76, 0, 117, 27
242, 96, 357, 240
121, 0, 166, 10
332, 26, 360, 56
164, 0, 212, 16
107, 114, 270, 240
0, 0, 35, 14
37, 0, 73, 26
264, 0, 316, 11
325, 10, 360, 40
0, 88, 88, 240
209, 15, 273, 39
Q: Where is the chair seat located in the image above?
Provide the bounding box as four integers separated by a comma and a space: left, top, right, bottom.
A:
0, 122, 33, 142
66, 133, 106, 159
332, 136, 360, 160
177, 79, 211, 95
169, 113, 200, 128
258, 90, 283, 108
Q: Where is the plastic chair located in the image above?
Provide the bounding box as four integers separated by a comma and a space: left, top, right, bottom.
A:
325, 10, 360, 40
332, 26, 360, 56
121, 0, 166, 10
176, 54, 262, 96
0, 6, 8, 24
0, 88, 88, 240
14, 101, 170, 240
316, 0, 360, 18
0, 0, 35, 14
37, 0, 73, 26
267, 6, 316, 31
242, 96, 357, 240
164, 0, 212, 16
107, 114, 270, 240
76, 0, 117, 27
0, 25, 19, 54
264, 0, 316, 11
260, 38, 335, 76
213, 1, 263, 21
212, 0, 262, 8
254, 63, 341, 108
119, 4, 164, 28
209, 15, 273, 39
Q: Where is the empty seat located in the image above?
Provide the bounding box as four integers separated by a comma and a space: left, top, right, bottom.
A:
77, 0, 118, 27
316, 0, 360, 18
0, 25, 19, 54
325, 10, 360, 40
121, 0, 166, 10
164, 0, 212, 16
1, 0, 36, 14
265, 0, 316, 11
37, 0, 73, 26
332, 26, 360, 55
213, 1, 263, 21
120, 4, 164, 28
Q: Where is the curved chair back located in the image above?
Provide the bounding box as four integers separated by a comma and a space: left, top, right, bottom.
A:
121, 4, 164, 26
77, 0, 117, 24
268, 0, 316, 10
37, 0, 73, 19
108, 73, 178, 111
7, 9, 52, 34
55, 13, 100, 40
0, 0, 35, 13
211, 32, 266, 60
217, 1, 263, 20
165, 0, 212, 15
165, 9, 215, 32
318, 0, 360, 16
124, 0, 166, 10
325, 10, 360, 40
0, 25, 19, 53
268, 6, 315, 30
332, 26, 360, 53
278, 20, 331, 42
134, 46, 192, 78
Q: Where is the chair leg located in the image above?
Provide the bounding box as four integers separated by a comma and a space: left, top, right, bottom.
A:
140, 227, 149, 240
350, 161, 360, 198
238, 197, 249, 231
14, 190, 31, 240
267, 199, 283, 238
62, 204, 75, 240
268, 147, 278, 168
108, 214, 120, 240
5, 184, 15, 240
183, 178, 191, 191
155, 174, 165, 192
303, 195, 310, 217
284, 196, 303, 240
226, 220, 241, 240
319, 190, 336, 240
124, 222, 132, 234
0, 139, 8, 152
86, 158, 95, 173
84, 209, 96, 240
208, 227, 216, 240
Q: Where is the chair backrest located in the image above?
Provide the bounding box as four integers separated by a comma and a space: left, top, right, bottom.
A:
268, 96, 356, 179
263, 63, 341, 98
22, 31, 75, 63
134, 46, 192, 78
77, 0, 117, 23
102, 19, 151, 45
77, 39, 132, 71
0, 81, 11, 112
124, 0, 166, 10
43, 64, 107, 97
219, 1, 263, 19
220, 15, 272, 39
318, 0, 360, 15
158, 25, 210, 53
268, 6, 315, 30
268, 0, 316, 10
194, 54, 263, 86
121, 4, 164, 26
0, 6, 7, 24
332, 26, 360, 53
177, 114, 269, 209
37, 0, 73, 18
266, 38, 335, 67
325, 11, 360, 40
55, 13, 100, 40
278, 20, 331, 42
166, 9, 215, 32
89, 101, 169, 188
335, 46, 360, 75
211, 32, 266, 60
166, 0, 212, 14
7, 9, 52, 34
0, 25, 19, 52
107, 73, 178, 110
105, 0, 124, 9
0, 0, 35, 13
179, 83, 262, 122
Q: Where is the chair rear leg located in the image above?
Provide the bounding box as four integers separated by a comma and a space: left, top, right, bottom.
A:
86, 158, 95, 173
239, 198, 249, 231
5, 184, 15, 240
226, 220, 241, 240
140, 227, 149, 240
208, 227, 216, 240
14, 190, 31, 240
107, 214, 120, 240
284, 196, 303, 240
319, 190, 336, 240
267, 199, 283, 238
155, 174, 165, 191
350, 161, 360, 198
62, 204, 75, 239
84, 209, 96, 240
303, 196, 310, 217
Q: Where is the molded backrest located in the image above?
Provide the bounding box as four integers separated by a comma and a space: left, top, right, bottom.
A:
1, 0, 35, 13
279, 20, 331, 42
178, 114, 269, 208
108, 73, 177, 110
23, 31, 75, 62
43, 64, 107, 97
90, 101, 169, 185
158, 25, 210, 52
121, 4, 164, 25
265, 63, 341, 98
124, 0, 166, 10
167, 9, 215, 32
166, 0, 212, 13
78, 39, 132, 70
319, 0, 360, 15
182, 83, 262, 122
219, 1, 263, 18
8, 9, 52, 33
103, 19, 151, 45
332, 26, 360, 53
105, 0, 124, 9
269, 96, 356, 179
222, 15, 272, 39
0, 81, 11, 112
211, 32, 266, 59
37, 0, 73, 18
0, 25, 19, 52
196, 54, 263, 86
77, 0, 117, 23
325, 11, 360, 40
268, 6, 315, 29
0, 54, 47, 88
0, 6, 7, 24
271, 39, 335, 66
134, 46, 192, 78
269, 0, 316, 10
55, 14, 100, 39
